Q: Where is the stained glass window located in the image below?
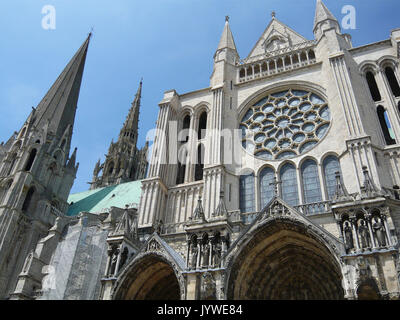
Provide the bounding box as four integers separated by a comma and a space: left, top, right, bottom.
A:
280, 163, 299, 206
239, 173, 255, 213
260, 167, 275, 209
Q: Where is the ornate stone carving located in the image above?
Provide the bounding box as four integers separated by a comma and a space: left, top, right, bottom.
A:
200, 272, 216, 300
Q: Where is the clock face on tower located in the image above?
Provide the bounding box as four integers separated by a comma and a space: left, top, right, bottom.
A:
240, 89, 331, 160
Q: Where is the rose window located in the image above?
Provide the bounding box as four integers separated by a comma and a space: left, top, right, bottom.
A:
240, 89, 331, 160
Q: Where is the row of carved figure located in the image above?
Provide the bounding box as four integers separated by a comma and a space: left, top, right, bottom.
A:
187, 232, 230, 270
341, 210, 392, 253
105, 244, 131, 277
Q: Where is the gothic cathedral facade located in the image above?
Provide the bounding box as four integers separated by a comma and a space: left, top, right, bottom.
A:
1, 0, 400, 300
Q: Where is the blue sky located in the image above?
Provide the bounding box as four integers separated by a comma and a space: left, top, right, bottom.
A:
1, 0, 400, 194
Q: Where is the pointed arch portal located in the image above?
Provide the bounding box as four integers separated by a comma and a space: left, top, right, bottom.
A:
113, 254, 181, 300
226, 219, 344, 300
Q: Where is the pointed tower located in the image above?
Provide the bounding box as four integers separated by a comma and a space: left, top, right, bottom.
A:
90, 80, 148, 190
313, 0, 352, 50
0, 34, 91, 299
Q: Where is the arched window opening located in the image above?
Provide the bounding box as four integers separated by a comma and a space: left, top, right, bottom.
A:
284, 56, 291, 67
377, 105, 396, 145
292, 54, 299, 65
261, 63, 268, 72
198, 112, 207, 140
280, 163, 299, 206
260, 167, 275, 209
239, 173, 255, 213
308, 50, 316, 61
300, 52, 307, 63
108, 162, 115, 175
24, 149, 37, 172
182, 115, 190, 143
22, 187, 35, 213
276, 58, 283, 70
323, 155, 341, 200
254, 65, 260, 74
384, 67, 400, 97
366, 72, 382, 102
246, 67, 253, 76
195, 144, 204, 181
269, 60, 275, 72
301, 159, 322, 210
239, 68, 245, 78
176, 149, 187, 185
7, 153, 17, 176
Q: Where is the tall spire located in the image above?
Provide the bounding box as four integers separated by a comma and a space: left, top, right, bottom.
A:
119, 79, 142, 142
314, 0, 339, 31
32, 33, 91, 139
217, 16, 237, 51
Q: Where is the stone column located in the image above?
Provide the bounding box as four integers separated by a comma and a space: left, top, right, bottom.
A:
186, 240, 191, 268
208, 239, 213, 267
350, 216, 360, 251
381, 214, 392, 246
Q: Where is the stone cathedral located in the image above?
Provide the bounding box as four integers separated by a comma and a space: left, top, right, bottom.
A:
1, 0, 400, 300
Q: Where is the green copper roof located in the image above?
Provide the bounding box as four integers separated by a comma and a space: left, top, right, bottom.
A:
67, 180, 142, 216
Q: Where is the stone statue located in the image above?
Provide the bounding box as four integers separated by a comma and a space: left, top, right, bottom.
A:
119, 247, 128, 270
109, 248, 119, 276
213, 241, 222, 267
358, 219, 370, 249
344, 221, 354, 251
372, 217, 386, 247
191, 245, 198, 269
202, 243, 210, 268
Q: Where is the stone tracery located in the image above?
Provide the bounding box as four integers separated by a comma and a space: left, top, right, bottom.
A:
240, 89, 331, 160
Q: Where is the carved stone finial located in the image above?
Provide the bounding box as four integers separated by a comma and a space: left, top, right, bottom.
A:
225, 15, 229, 22
271, 11, 276, 18
333, 171, 351, 202
269, 176, 281, 197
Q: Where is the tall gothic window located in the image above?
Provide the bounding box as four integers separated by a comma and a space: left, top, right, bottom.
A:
280, 163, 299, 207
108, 162, 114, 175
260, 167, 275, 209
176, 149, 187, 185
195, 144, 204, 181
182, 115, 190, 143
384, 67, 400, 97
301, 159, 322, 205
24, 149, 37, 172
198, 112, 207, 140
366, 71, 382, 102
239, 173, 255, 213
22, 187, 35, 213
377, 105, 396, 145
7, 153, 17, 175
323, 155, 341, 200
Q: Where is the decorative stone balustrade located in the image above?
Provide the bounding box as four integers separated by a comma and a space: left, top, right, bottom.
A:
294, 200, 332, 216
238, 44, 317, 84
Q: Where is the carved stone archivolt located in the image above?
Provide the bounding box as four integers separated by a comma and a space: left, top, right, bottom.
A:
111, 235, 186, 300
223, 200, 344, 299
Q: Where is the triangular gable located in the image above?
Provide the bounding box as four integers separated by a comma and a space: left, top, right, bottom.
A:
227, 197, 343, 257
140, 233, 186, 270
247, 18, 308, 60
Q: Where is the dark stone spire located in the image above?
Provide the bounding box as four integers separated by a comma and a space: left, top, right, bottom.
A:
32, 33, 91, 142
89, 79, 148, 190
119, 79, 143, 145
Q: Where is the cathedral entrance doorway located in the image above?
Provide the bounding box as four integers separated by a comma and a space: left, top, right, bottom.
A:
226, 220, 344, 299
113, 255, 181, 300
